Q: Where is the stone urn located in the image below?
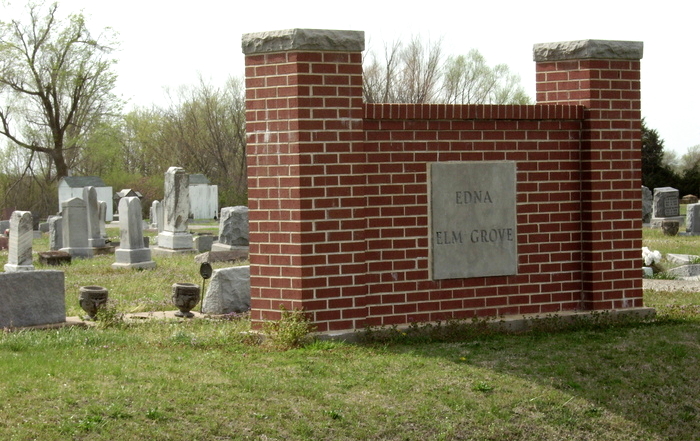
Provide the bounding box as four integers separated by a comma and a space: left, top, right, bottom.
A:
662, 220, 680, 236
79, 285, 109, 321
172, 283, 200, 318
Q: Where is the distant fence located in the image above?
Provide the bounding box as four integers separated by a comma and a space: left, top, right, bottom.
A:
242, 30, 644, 332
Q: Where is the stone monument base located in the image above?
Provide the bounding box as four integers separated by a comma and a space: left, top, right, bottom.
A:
211, 243, 248, 252
59, 247, 94, 259
112, 248, 157, 269
4, 263, 35, 272
151, 246, 197, 257
650, 216, 684, 228
157, 231, 194, 249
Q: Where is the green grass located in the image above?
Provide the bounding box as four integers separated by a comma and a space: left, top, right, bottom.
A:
0, 226, 696, 439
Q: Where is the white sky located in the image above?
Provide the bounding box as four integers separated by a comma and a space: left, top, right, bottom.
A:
3, 0, 698, 155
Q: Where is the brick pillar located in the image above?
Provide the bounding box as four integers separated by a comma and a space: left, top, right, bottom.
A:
534, 40, 644, 310
242, 29, 367, 332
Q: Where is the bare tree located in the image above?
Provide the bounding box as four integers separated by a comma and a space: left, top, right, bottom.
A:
0, 2, 120, 180
363, 36, 530, 105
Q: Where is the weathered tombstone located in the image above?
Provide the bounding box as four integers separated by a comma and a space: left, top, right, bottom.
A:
201, 265, 251, 315
4, 211, 35, 272
48, 216, 63, 251
150, 200, 161, 230
83, 186, 106, 248
211, 206, 249, 252
39, 222, 50, 233
154, 167, 194, 255
0, 219, 10, 234
0, 270, 65, 327
60, 197, 93, 258
651, 187, 683, 228
686, 203, 700, 235
642, 186, 652, 224
98, 200, 108, 239
112, 196, 156, 269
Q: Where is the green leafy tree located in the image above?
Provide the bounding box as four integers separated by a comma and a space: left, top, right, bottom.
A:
0, 2, 120, 181
641, 118, 679, 191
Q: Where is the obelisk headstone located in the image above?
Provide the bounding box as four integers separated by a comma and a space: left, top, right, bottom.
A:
83, 186, 106, 248
4, 211, 35, 272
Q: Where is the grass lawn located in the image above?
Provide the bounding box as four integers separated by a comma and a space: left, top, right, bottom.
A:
0, 227, 697, 440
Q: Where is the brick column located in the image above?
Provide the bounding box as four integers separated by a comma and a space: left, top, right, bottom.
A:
242, 29, 367, 332
534, 40, 644, 310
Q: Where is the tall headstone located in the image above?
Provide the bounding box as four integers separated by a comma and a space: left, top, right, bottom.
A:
150, 200, 164, 232
60, 197, 93, 258
83, 186, 106, 248
642, 186, 652, 224
651, 187, 683, 228
4, 211, 35, 272
98, 200, 108, 239
155, 167, 194, 254
112, 197, 156, 269
685, 203, 700, 235
48, 215, 63, 251
211, 206, 249, 252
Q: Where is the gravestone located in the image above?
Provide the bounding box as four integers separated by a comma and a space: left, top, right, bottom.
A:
60, 197, 93, 258
48, 216, 63, 250
429, 161, 517, 279
0, 270, 65, 327
642, 186, 652, 224
154, 167, 194, 255
0, 219, 9, 234
194, 234, 214, 253
150, 200, 165, 232
112, 197, 156, 269
685, 203, 700, 235
651, 187, 683, 228
201, 265, 251, 315
211, 206, 249, 252
4, 211, 35, 272
83, 186, 106, 248
98, 200, 108, 239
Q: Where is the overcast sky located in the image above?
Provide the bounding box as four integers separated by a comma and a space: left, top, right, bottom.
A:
3, 0, 698, 155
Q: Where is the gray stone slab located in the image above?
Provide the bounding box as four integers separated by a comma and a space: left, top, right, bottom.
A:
429, 161, 517, 280
533, 39, 643, 62
202, 265, 250, 314
83, 186, 105, 248
242, 29, 365, 54
60, 197, 93, 258
0, 270, 65, 327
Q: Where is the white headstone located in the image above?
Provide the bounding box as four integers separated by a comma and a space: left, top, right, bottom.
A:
98, 200, 108, 239
4, 211, 35, 272
60, 197, 93, 258
113, 197, 156, 269
156, 167, 193, 252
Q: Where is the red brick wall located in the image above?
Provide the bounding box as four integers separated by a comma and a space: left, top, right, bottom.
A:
243, 31, 644, 332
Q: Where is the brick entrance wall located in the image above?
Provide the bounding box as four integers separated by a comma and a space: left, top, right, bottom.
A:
242, 30, 644, 333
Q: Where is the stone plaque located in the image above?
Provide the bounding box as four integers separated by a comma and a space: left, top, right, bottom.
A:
429, 161, 517, 279
652, 187, 679, 218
